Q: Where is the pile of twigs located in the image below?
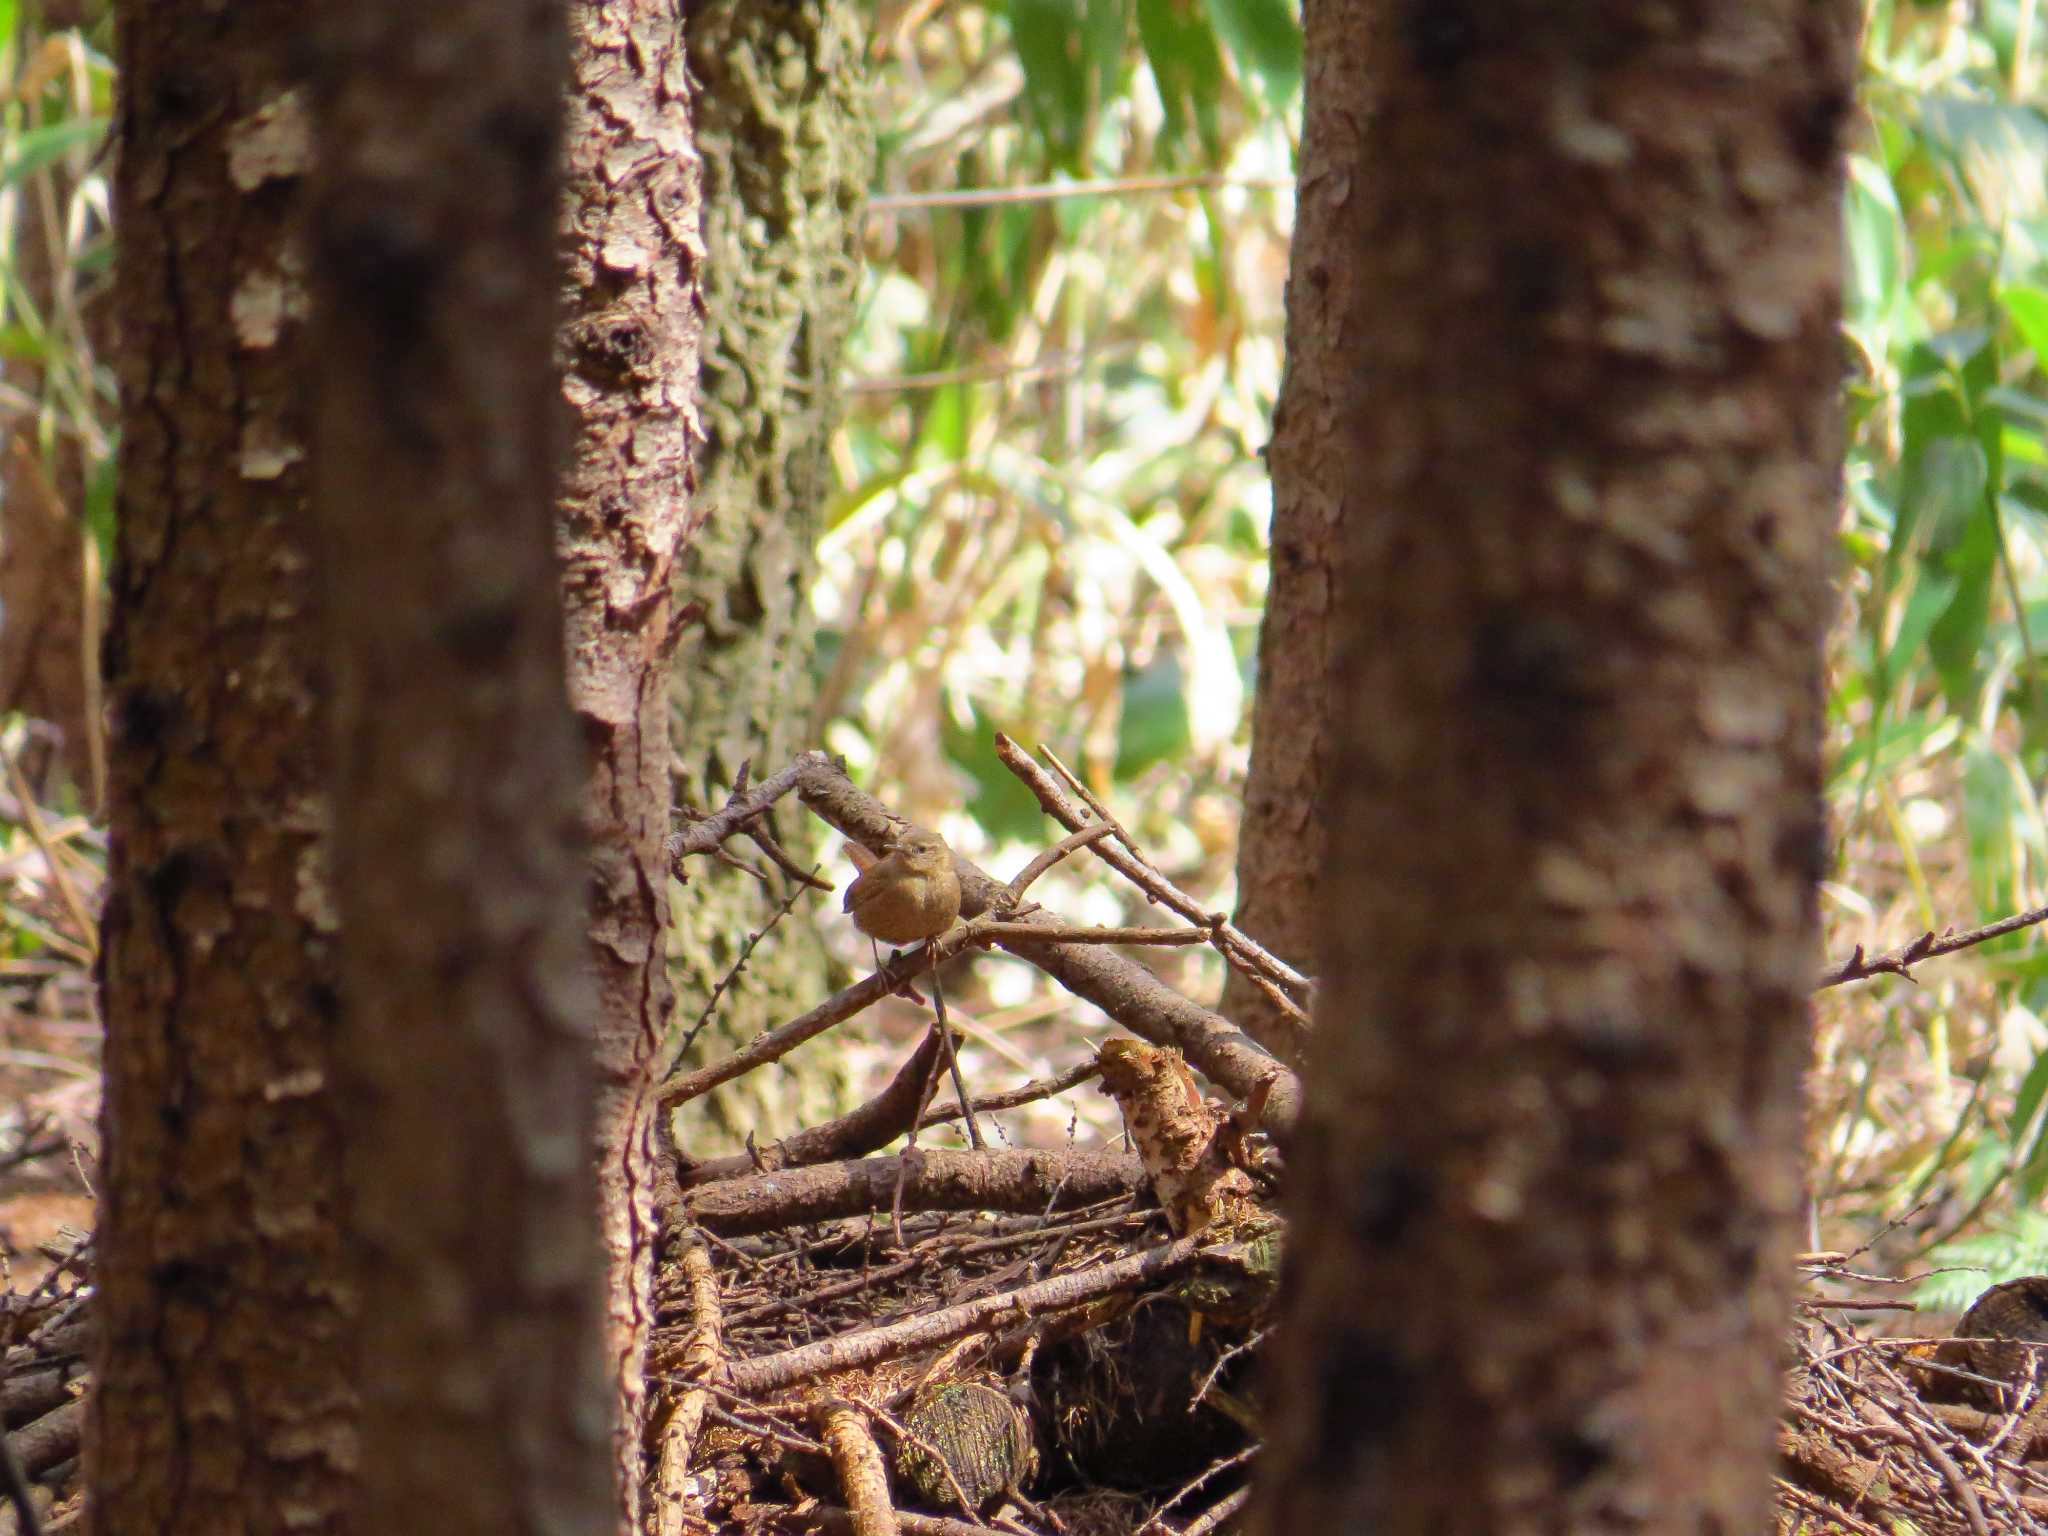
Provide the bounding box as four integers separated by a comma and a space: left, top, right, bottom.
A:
1780, 1265, 2048, 1536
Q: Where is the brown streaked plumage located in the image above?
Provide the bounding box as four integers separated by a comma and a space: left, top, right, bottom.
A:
842, 829, 962, 946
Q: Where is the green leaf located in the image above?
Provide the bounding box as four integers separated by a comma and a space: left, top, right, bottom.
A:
1926, 515, 1997, 707
1013, 0, 1091, 166
1911, 434, 1988, 557
1204, 0, 1300, 106
1845, 155, 1906, 336
942, 703, 1052, 843
2004, 285, 2048, 370
2011, 1044, 2048, 1204
1882, 564, 1960, 690
1115, 649, 1193, 779
1964, 741, 2025, 914
3, 117, 108, 185
1137, 0, 1225, 160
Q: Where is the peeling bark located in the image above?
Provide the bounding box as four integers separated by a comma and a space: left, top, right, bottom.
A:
557, 0, 705, 1520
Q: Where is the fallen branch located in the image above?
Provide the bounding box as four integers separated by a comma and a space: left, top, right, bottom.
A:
678, 1032, 946, 1187
719, 1235, 1200, 1397
817, 1401, 899, 1536
659, 751, 1300, 1136
793, 753, 1300, 1138
721, 1208, 1151, 1332
682, 1148, 1145, 1238
795, 1506, 1008, 1536
648, 1231, 724, 1536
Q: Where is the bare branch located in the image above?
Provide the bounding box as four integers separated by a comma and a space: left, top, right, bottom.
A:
1814, 902, 2048, 990
992, 735, 1310, 1013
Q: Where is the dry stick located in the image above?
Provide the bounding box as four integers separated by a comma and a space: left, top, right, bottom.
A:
1815, 901, 2048, 990
1027, 738, 1308, 999
671, 869, 818, 1066
790, 754, 1300, 1138
816, 1400, 901, 1536
723, 1208, 1149, 1330
684, 1147, 1144, 1238
722, 1235, 1200, 1397
916, 1059, 1101, 1132
677, 1032, 946, 1187
664, 757, 813, 867
1000, 739, 1313, 1037
658, 936, 966, 1112
929, 968, 982, 1150
1901, 1413, 1994, 1536
1180, 1486, 1252, 1536
892, 1032, 955, 1249
801, 1507, 1008, 1536
660, 751, 1299, 1136
1003, 822, 1117, 897
743, 813, 834, 892
648, 1232, 724, 1536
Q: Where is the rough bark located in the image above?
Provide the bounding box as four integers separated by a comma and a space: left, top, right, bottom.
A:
557, 0, 704, 1520
667, 0, 872, 1152
1221, 0, 1371, 1060
307, 1, 611, 1531
1255, 6, 1853, 1534
92, 7, 355, 1532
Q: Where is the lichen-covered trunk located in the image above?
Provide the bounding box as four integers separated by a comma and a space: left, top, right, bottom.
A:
666, 0, 872, 1154
557, 0, 704, 1520
307, 1, 612, 1530
92, 7, 356, 1530
1220, 0, 1374, 1060
1255, 6, 1854, 1532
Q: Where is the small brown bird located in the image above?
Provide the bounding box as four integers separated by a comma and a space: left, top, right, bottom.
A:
842, 829, 963, 947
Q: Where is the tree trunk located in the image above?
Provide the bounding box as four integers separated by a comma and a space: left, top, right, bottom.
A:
307, 1, 611, 1530
556, 0, 704, 1520
667, 0, 872, 1153
1255, 7, 1853, 1533
1220, 0, 1373, 1061
92, 7, 356, 1531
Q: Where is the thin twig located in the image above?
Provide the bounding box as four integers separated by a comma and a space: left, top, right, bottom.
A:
993, 735, 1309, 1010
658, 930, 970, 1111
1815, 902, 2048, 989
670, 869, 818, 1065
1005, 823, 1117, 900
917, 1059, 1101, 1131
722, 1235, 1201, 1397
666, 758, 816, 867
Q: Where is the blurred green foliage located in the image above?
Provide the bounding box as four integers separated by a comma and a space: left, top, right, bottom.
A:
1825, 0, 2048, 1299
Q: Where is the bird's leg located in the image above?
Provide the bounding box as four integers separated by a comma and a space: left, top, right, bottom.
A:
873, 937, 927, 1004
928, 967, 982, 1149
